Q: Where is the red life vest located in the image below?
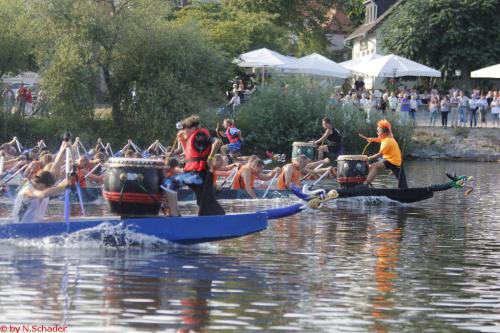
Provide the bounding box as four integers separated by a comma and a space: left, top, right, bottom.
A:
70, 167, 87, 188
184, 128, 212, 172
225, 126, 240, 143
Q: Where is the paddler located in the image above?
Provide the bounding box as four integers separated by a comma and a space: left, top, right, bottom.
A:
276, 155, 335, 190
73, 156, 104, 188
313, 118, 343, 161
231, 157, 280, 199
178, 115, 225, 216
217, 119, 242, 159
359, 119, 408, 188
11, 140, 70, 223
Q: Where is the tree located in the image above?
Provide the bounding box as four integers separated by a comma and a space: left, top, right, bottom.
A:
172, 2, 287, 57
380, 0, 500, 81
222, 0, 365, 56
30, 0, 228, 142
0, 0, 34, 78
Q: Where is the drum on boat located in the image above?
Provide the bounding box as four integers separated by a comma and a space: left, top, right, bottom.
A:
336, 155, 369, 188
292, 142, 317, 161
103, 158, 165, 216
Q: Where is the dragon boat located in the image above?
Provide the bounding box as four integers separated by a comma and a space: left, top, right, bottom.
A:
292, 173, 473, 206
0, 203, 304, 244
3, 185, 294, 203
0, 157, 306, 244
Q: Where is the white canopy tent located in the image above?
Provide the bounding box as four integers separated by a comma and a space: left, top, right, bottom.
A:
235, 48, 294, 68
279, 53, 350, 78
235, 48, 296, 86
350, 54, 441, 78
471, 64, 500, 78
339, 53, 383, 70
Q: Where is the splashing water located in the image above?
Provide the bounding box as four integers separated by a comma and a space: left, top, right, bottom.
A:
0, 221, 220, 252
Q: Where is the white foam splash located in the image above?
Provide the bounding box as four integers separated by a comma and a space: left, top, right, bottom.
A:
0, 222, 220, 252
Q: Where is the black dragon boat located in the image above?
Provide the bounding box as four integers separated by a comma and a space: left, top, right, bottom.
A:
292, 173, 473, 206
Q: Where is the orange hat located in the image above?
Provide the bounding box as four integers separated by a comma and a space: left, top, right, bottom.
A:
377, 119, 392, 131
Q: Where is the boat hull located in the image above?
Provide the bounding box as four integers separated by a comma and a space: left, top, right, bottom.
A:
336, 186, 434, 203
4, 186, 292, 203
0, 212, 268, 244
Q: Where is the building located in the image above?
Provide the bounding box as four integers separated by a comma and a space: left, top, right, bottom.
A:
344, 0, 400, 60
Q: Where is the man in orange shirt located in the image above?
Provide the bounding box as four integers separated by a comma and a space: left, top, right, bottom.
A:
359, 119, 407, 188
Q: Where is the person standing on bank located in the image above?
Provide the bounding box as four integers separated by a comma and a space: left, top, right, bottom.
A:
180, 115, 225, 216
359, 119, 408, 189
313, 118, 343, 161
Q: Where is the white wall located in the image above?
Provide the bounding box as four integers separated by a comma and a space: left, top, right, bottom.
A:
351, 36, 377, 59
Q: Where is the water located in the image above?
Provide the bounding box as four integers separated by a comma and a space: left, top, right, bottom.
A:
0, 160, 499, 332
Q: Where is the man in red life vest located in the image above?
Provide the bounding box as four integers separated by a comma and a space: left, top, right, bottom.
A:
218, 119, 242, 157
180, 115, 225, 216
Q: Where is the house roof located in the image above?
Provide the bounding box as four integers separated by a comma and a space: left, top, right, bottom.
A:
345, 0, 402, 42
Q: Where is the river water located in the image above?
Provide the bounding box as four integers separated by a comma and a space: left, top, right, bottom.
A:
0, 160, 499, 332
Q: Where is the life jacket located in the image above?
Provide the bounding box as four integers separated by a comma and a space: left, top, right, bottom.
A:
71, 167, 87, 188
231, 165, 255, 190
277, 164, 301, 190
78, 168, 87, 188
184, 128, 211, 173
225, 126, 240, 143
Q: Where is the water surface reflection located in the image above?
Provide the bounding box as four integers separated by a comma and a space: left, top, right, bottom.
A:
0, 161, 499, 332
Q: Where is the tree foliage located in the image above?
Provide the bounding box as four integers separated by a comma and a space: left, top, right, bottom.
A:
236, 78, 413, 156
173, 2, 287, 57
29, 0, 228, 144
381, 0, 500, 80
0, 0, 34, 78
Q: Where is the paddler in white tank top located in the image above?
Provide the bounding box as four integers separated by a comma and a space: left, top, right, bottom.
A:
11, 139, 71, 223
12, 171, 67, 223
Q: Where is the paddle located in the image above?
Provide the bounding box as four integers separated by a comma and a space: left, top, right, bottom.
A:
262, 172, 278, 199
105, 143, 113, 156
0, 155, 4, 179
74, 172, 86, 216
300, 161, 327, 181
64, 147, 72, 232
84, 163, 101, 179
310, 168, 330, 189
1, 164, 28, 185
219, 167, 238, 189
130, 141, 141, 153
14, 137, 23, 154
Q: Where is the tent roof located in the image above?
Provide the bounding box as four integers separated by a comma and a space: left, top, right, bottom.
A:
280, 53, 350, 78
236, 48, 293, 68
471, 64, 500, 78
349, 54, 441, 77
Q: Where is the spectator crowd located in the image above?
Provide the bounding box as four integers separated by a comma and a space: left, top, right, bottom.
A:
331, 79, 500, 128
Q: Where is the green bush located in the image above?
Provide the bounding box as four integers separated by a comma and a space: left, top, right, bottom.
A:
0, 114, 114, 149
235, 79, 414, 158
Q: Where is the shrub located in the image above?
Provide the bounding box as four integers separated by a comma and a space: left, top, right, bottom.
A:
235, 79, 414, 158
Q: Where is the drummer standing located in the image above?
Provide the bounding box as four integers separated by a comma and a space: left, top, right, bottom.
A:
313, 118, 343, 161
359, 119, 408, 188
180, 115, 226, 216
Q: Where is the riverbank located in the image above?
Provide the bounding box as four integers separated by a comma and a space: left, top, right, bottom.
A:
408, 127, 499, 162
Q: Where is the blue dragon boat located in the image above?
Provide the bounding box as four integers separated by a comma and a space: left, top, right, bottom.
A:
0, 204, 304, 244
